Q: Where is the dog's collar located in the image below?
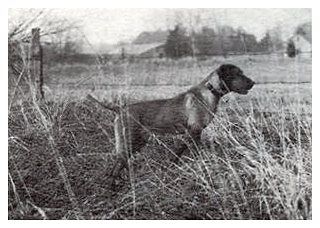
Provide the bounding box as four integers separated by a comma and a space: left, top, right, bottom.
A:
205, 82, 225, 97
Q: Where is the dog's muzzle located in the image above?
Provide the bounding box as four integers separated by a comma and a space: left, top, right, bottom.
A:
238, 79, 255, 94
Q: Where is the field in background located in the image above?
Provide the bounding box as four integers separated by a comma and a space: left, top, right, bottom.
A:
8, 55, 312, 219
41, 54, 311, 101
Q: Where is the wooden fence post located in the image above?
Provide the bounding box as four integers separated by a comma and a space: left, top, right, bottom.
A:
30, 28, 44, 100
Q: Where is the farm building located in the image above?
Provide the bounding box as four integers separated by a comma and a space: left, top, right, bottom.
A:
139, 44, 165, 58
289, 22, 312, 53
290, 34, 312, 53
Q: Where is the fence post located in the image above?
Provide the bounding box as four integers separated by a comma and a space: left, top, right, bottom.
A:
30, 28, 44, 100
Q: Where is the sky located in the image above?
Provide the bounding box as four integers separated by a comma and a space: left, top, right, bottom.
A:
9, 8, 311, 47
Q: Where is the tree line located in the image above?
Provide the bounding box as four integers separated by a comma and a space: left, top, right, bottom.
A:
164, 24, 283, 58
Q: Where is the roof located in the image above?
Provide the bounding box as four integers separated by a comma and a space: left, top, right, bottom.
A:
290, 34, 312, 52
108, 42, 164, 55
296, 22, 312, 44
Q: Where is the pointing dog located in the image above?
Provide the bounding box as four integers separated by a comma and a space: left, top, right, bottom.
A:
87, 64, 255, 179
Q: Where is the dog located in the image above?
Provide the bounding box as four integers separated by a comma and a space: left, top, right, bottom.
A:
87, 64, 255, 179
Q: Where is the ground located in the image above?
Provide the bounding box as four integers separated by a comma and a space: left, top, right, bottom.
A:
8, 54, 312, 219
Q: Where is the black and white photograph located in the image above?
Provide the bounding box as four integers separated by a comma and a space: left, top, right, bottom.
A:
8, 8, 312, 220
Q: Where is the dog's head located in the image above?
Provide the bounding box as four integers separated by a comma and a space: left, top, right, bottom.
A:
216, 64, 255, 95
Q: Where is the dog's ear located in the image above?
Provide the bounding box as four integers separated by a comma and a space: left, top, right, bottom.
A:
216, 64, 231, 79
216, 64, 235, 92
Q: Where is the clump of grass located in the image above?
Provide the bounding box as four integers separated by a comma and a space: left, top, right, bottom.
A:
8, 98, 117, 219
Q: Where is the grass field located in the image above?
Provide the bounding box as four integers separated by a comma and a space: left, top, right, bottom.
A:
8, 55, 312, 219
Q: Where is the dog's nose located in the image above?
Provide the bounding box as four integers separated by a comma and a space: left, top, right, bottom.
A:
248, 80, 255, 89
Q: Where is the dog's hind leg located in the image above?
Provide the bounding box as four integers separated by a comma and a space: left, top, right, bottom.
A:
109, 114, 128, 187
109, 136, 147, 188
114, 114, 124, 156
110, 117, 147, 187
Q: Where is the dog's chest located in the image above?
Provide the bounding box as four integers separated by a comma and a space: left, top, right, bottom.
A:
185, 89, 219, 130
200, 89, 217, 111
201, 89, 215, 107
198, 89, 219, 126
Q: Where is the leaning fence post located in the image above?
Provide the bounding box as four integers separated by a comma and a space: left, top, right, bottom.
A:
30, 28, 44, 100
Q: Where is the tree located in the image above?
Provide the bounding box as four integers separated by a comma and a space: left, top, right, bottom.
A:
269, 26, 284, 51
8, 9, 82, 67
259, 32, 272, 53
8, 9, 80, 43
192, 25, 261, 56
216, 26, 235, 57
194, 27, 216, 56
164, 25, 193, 58
218, 26, 259, 54
230, 28, 247, 54
286, 39, 297, 58
241, 33, 259, 53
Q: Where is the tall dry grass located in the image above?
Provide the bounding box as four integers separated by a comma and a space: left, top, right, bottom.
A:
8, 54, 311, 219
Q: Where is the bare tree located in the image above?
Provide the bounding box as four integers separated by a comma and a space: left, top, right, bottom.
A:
8, 9, 82, 74
8, 9, 80, 42
8, 9, 82, 105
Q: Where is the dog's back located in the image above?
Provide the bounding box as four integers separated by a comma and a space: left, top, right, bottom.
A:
127, 94, 187, 134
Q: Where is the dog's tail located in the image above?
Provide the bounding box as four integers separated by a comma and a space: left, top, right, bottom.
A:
86, 94, 120, 113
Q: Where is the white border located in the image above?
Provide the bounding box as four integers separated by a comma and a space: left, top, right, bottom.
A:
2, 1, 318, 227
3, 0, 316, 8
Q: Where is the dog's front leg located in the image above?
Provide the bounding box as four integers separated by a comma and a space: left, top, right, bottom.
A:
186, 128, 203, 158
173, 129, 202, 163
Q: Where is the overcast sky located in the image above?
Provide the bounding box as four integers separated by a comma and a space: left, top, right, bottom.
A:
9, 8, 311, 45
